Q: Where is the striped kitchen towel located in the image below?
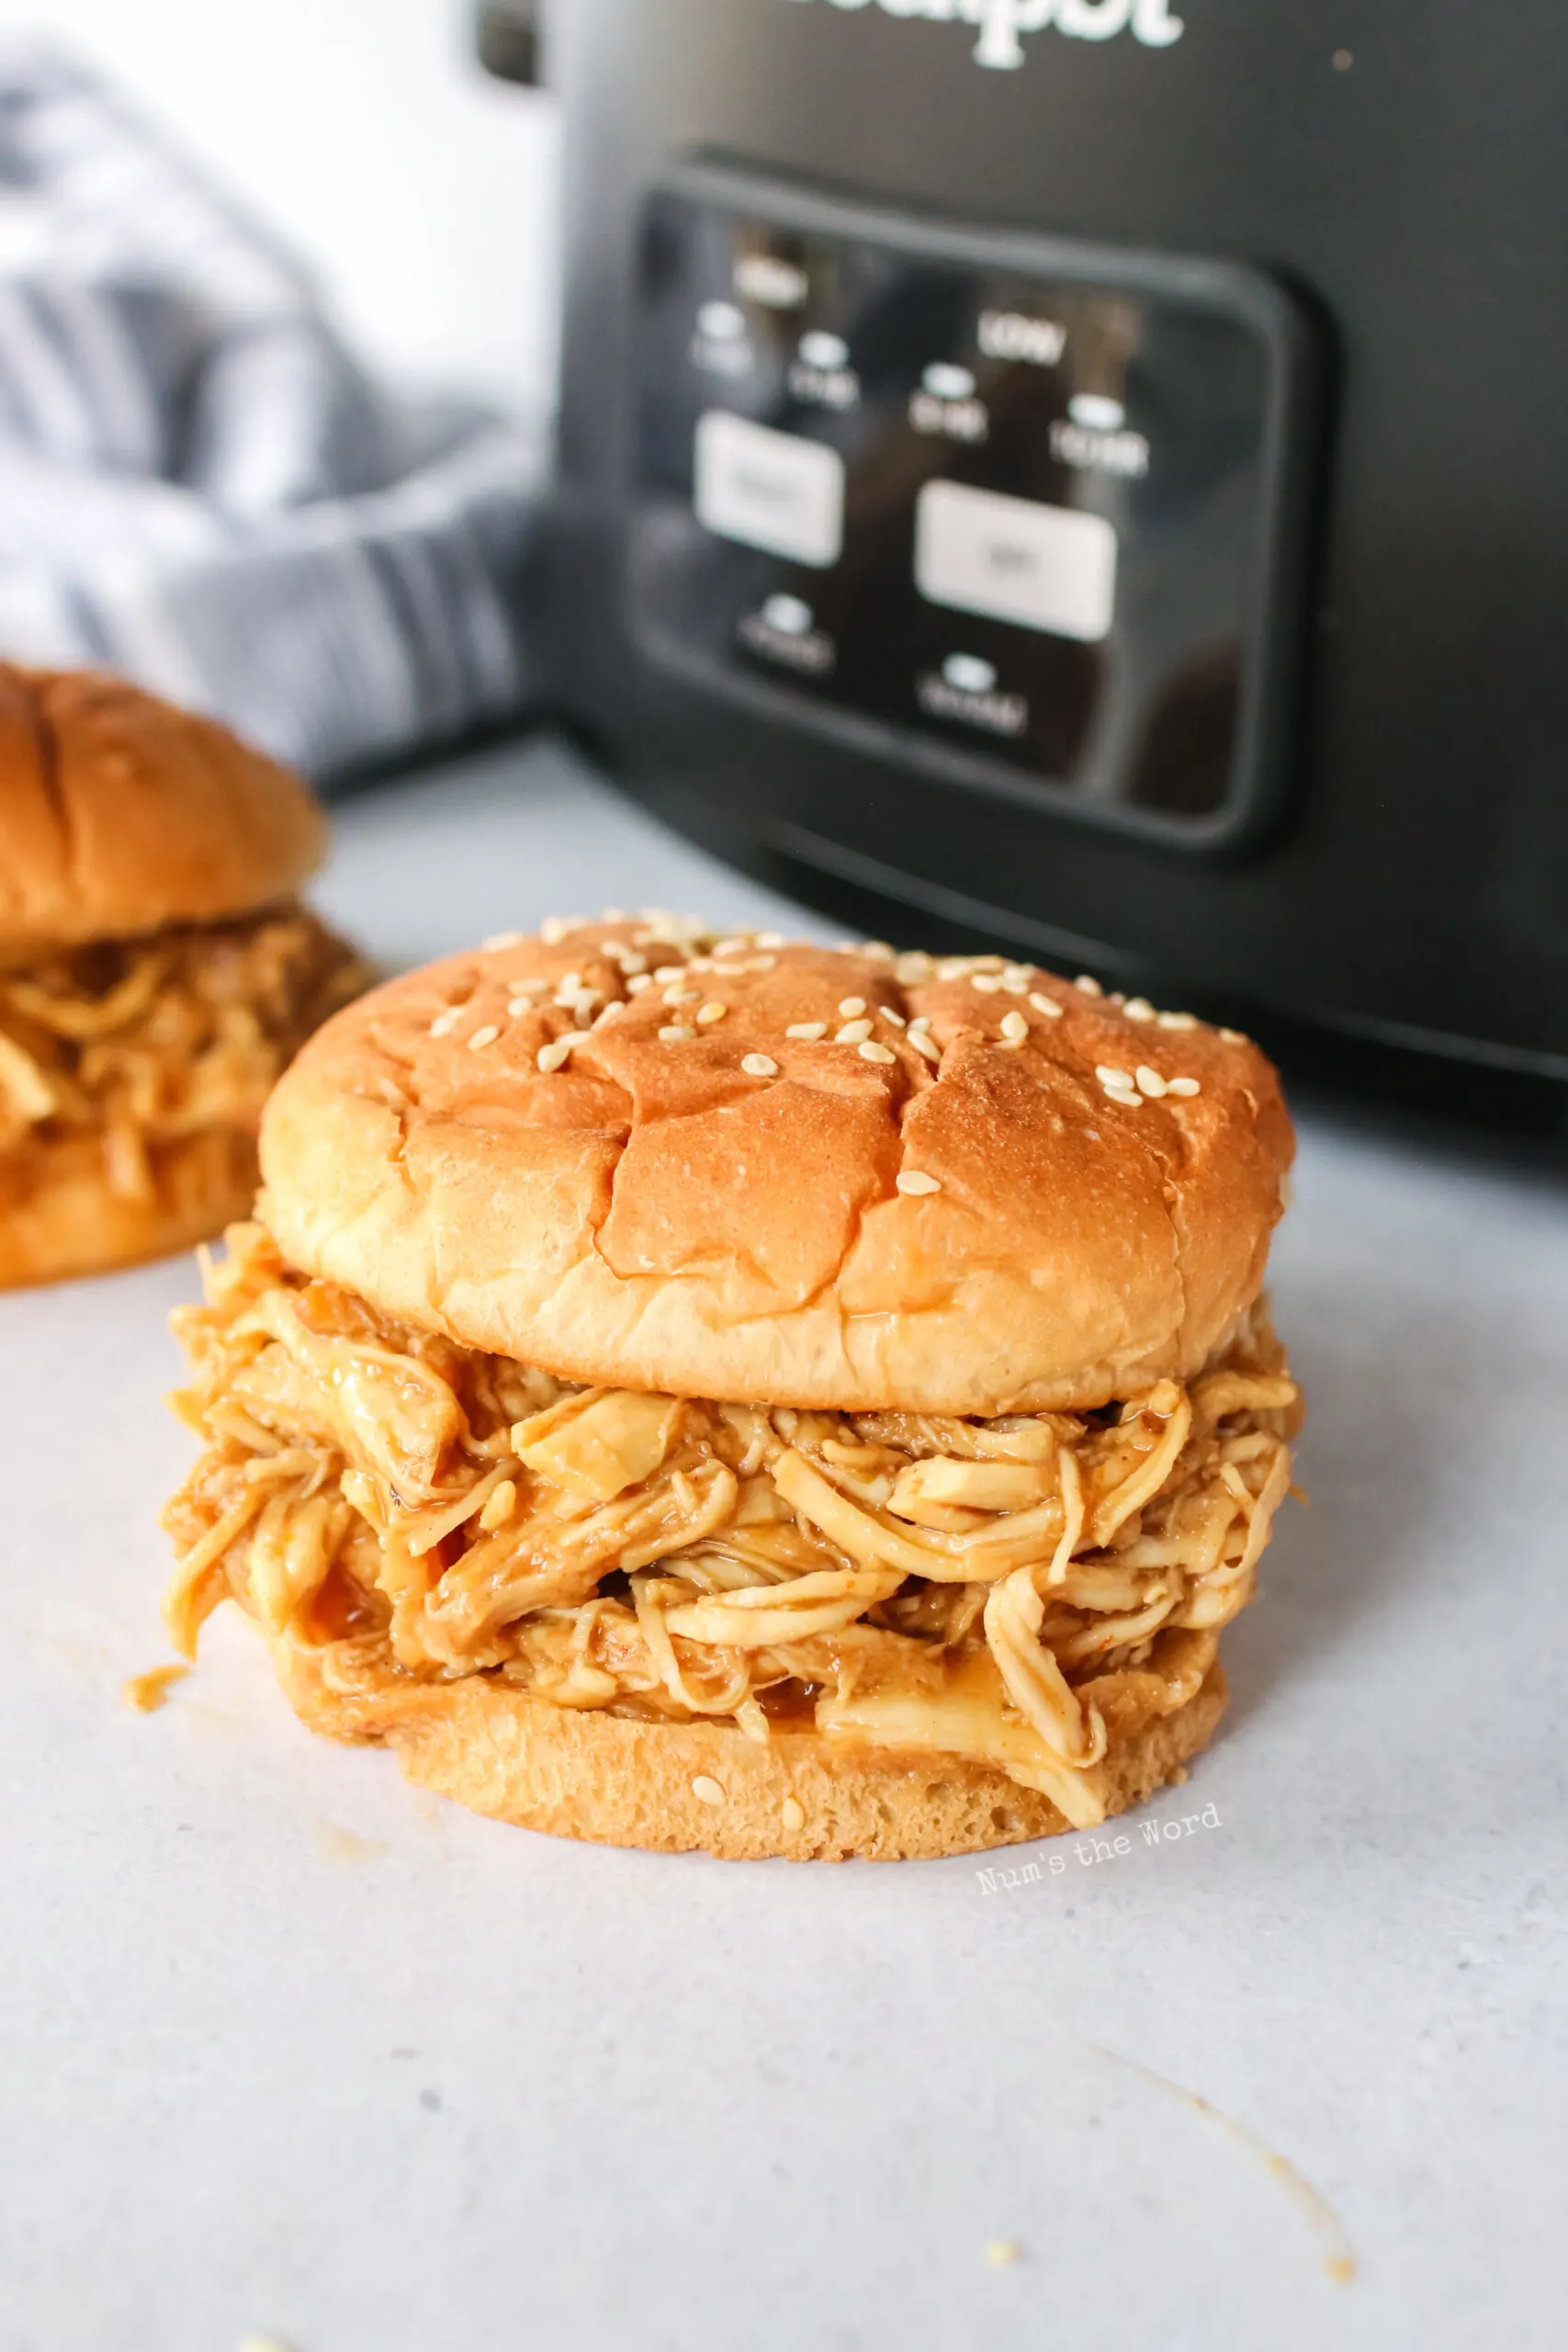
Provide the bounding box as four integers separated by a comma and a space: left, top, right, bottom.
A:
0, 47, 544, 777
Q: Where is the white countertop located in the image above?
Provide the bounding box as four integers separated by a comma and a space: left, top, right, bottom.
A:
4, 737, 1565, 2352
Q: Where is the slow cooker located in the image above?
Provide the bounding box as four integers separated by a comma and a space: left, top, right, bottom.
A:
488, 1, 1568, 1094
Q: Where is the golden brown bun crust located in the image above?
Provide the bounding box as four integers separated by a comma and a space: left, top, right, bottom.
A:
260, 925, 1294, 1416
276, 1645, 1227, 1861
0, 1125, 258, 1288
0, 663, 326, 952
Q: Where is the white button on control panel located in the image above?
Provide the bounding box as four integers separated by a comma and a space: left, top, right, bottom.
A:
914, 480, 1117, 642
694, 411, 844, 569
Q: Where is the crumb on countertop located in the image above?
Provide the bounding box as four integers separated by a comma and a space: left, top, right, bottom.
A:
121, 1664, 190, 1713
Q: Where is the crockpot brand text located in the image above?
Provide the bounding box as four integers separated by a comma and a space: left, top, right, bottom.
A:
783, 0, 1185, 72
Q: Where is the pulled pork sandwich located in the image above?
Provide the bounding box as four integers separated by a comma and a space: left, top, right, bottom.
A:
162, 915, 1301, 1860
0, 664, 372, 1285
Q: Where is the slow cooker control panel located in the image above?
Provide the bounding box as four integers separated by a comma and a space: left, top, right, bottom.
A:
632, 168, 1316, 847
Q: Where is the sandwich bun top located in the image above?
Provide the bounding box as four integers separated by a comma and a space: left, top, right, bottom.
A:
259, 917, 1294, 1417
0, 663, 327, 954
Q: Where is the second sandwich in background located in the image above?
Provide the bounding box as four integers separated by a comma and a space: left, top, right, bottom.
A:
0, 664, 372, 1287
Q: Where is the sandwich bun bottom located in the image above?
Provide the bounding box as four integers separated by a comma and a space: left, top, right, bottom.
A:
0, 1125, 257, 1289
273, 1640, 1227, 1862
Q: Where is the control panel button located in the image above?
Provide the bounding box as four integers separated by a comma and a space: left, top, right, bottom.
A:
788, 328, 860, 411
694, 411, 845, 568
908, 366, 989, 442
764, 593, 816, 635
691, 299, 752, 379
914, 480, 1117, 642
739, 593, 835, 674
943, 653, 998, 693
1053, 394, 1150, 477
918, 655, 1028, 738
698, 300, 746, 344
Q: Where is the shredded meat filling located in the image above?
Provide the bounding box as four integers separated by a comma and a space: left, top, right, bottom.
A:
0, 908, 371, 1205
163, 1224, 1301, 1828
